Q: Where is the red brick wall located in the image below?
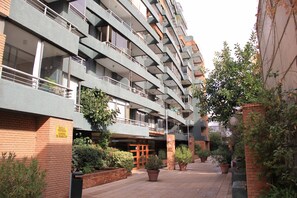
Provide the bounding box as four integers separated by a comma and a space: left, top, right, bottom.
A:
166, 134, 175, 170
188, 135, 195, 162
243, 103, 268, 198
82, 168, 127, 189
0, 0, 11, 17
0, 111, 37, 158
36, 117, 73, 198
0, 110, 73, 198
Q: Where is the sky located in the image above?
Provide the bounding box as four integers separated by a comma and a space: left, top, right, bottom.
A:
179, 0, 259, 72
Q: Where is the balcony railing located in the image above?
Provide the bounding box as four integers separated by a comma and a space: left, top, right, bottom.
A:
1, 65, 72, 98
106, 9, 146, 44
69, 3, 86, 21
24, 0, 82, 36
104, 42, 147, 71
98, 76, 148, 98
115, 117, 148, 127
71, 56, 86, 66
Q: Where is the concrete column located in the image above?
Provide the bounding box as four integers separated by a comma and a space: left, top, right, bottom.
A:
166, 134, 175, 170
32, 40, 44, 88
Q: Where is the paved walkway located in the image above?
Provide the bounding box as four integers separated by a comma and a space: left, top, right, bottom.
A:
83, 159, 232, 198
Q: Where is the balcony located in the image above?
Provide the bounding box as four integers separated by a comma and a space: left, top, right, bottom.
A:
104, 42, 147, 71
1, 65, 71, 98
24, 0, 82, 37
98, 76, 148, 98
106, 9, 146, 45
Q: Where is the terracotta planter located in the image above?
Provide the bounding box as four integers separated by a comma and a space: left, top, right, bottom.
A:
200, 157, 207, 163
178, 163, 187, 171
220, 163, 229, 174
147, 169, 160, 182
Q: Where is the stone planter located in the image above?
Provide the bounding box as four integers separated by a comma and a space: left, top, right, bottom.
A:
82, 168, 127, 189
147, 169, 160, 182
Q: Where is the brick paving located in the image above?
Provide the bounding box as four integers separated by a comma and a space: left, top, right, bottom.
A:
83, 159, 232, 198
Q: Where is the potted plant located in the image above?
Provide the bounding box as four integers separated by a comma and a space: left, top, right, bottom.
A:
175, 145, 192, 171
211, 145, 232, 174
145, 155, 163, 182
197, 149, 210, 163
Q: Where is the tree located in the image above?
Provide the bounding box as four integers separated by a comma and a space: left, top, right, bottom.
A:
193, 32, 263, 125
81, 87, 118, 130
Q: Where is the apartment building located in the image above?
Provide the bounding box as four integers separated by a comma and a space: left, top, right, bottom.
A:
0, 0, 206, 196
257, 0, 297, 91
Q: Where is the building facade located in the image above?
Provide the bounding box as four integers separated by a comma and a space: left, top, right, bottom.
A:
0, 0, 206, 196
257, 0, 297, 91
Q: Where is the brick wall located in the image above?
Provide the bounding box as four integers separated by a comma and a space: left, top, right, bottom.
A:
0, 0, 11, 17
0, 33, 5, 67
166, 134, 175, 170
0, 110, 37, 158
36, 117, 73, 198
242, 103, 268, 198
82, 168, 127, 189
0, 110, 73, 198
188, 135, 195, 162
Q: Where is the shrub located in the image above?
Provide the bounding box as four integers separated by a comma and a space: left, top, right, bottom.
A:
0, 152, 46, 198
194, 144, 202, 155
211, 145, 232, 164
209, 132, 222, 151
158, 149, 166, 160
145, 155, 163, 170
175, 145, 192, 164
72, 145, 104, 173
197, 150, 210, 158
109, 150, 134, 172
261, 185, 297, 198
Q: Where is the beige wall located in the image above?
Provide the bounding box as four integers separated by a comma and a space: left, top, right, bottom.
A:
257, 0, 297, 91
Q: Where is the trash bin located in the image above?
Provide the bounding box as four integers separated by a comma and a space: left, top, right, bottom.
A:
70, 171, 83, 198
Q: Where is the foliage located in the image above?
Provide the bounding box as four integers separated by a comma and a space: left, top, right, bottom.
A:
0, 152, 46, 198
107, 150, 134, 172
96, 131, 111, 149
245, 86, 297, 189
158, 149, 166, 160
81, 87, 118, 130
72, 145, 104, 173
260, 185, 297, 198
209, 132, 222, 151
73, 134, 93, 146
194, 144, 202, 155
211, 145, 232, 164
175, 145, 192, 164
145, 155, 163, 170
197, 150, 210, 158
193, 32, 264, 125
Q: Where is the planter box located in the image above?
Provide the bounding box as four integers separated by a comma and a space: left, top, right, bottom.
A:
82, 168, 128, 189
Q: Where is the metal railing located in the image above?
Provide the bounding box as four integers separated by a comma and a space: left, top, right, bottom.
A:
106, 9, 146, 44
115, 117, 148, 127
71, 56, 86, 66
104, 42, 147, 71
74, 104, 82, 113
69, 3, 87, 21
24, 0, 82, 36
98, 76, 148, 98
1, 65, 72, 98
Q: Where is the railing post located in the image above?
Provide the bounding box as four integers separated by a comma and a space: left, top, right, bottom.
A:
44, 7, 47, 15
